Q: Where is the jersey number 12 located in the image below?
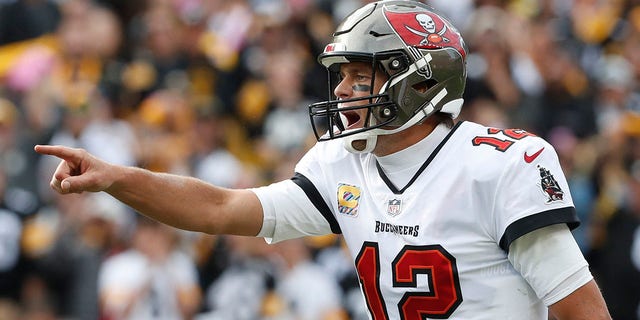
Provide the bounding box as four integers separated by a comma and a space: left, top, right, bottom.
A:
355, 242, 463, 319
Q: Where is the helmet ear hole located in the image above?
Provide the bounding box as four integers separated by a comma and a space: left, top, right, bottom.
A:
412, 79, 438, 94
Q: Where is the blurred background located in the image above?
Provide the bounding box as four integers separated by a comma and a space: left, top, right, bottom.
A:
0, 0, 639, 319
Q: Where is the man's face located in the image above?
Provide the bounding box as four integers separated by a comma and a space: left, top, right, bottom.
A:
333, 61, 388, 131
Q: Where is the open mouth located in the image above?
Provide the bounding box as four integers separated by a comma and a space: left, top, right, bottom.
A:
340, 111, 361, 130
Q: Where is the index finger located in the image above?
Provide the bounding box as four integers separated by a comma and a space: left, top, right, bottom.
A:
34, 145, 82, 162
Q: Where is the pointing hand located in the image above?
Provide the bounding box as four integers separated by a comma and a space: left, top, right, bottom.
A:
34, 145, 116, 194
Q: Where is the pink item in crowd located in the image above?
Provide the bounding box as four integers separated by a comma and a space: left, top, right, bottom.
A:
6, 45, 56, 92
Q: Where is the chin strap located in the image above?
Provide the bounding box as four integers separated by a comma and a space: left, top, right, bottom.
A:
344, 134, 377, 154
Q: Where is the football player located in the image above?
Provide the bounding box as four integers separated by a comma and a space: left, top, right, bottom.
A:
36, 1, 610, 319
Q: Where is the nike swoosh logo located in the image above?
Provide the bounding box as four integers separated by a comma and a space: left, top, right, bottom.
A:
524, 147, 545, 163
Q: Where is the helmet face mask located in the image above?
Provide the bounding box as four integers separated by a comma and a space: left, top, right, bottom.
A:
308, 0, 468, 151
309, 52, 406, 142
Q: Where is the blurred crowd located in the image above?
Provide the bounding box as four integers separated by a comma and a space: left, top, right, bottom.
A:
0, 0, 639, 319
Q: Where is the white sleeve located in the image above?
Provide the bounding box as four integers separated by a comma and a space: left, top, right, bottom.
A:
494, 137, 579, 251
508, 224, 593, 306
252, 179, 335, 243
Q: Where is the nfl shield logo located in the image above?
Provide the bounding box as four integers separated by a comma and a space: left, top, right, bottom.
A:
387, 199, 402, 217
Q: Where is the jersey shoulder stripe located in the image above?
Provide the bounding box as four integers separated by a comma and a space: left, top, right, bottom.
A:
291, 172, 342, 234
499, 206, 579, 252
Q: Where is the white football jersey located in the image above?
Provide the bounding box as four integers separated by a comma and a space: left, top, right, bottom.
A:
254, 121, 580, 319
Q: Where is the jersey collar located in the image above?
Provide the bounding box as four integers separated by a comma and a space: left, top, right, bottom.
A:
374, 121, 462, 194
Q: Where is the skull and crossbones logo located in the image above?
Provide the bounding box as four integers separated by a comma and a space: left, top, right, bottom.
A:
406, 13, 450, 46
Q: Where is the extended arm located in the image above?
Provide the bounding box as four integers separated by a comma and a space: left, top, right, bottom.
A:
35, 145, 263, 236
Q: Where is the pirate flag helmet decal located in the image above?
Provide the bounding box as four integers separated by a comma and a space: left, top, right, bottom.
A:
384, 9, 467, 57
309, 0, 467, 153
